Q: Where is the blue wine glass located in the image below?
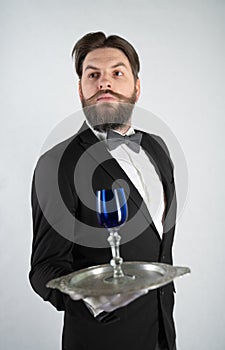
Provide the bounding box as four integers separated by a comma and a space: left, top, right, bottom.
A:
96, 188, 128, 229
96, 188, 134, 282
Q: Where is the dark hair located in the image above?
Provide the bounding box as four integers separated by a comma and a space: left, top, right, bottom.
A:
71, 32, 140, 80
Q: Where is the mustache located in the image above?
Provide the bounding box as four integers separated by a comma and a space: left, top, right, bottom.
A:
86, 89, 129, 103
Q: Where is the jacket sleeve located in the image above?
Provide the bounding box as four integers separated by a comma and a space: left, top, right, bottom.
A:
29, 152, 88, 317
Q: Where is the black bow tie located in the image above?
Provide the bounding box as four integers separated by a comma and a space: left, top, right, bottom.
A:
106, 129, 142, 153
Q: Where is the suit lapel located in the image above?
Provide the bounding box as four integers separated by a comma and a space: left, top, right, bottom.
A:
140, 132, 176, 236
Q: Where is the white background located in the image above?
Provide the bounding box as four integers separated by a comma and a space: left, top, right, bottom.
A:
1, 1, 224, 349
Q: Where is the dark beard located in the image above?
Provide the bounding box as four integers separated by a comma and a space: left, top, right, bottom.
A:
81, 89, 136, 132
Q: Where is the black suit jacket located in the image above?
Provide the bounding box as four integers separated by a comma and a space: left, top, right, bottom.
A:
29, 122, 177, 350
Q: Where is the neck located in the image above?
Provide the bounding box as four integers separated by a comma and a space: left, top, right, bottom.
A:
114, 123, 131, 135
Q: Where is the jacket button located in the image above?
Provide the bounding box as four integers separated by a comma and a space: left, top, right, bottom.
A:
161, 255, 165, 261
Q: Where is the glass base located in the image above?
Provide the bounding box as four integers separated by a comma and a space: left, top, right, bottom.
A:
103, 274, 136, 284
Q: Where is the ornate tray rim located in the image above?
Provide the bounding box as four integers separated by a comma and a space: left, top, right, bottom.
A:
46, 262, 190, 297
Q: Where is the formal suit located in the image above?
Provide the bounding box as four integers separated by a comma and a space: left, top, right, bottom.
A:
29, 121, 177, 350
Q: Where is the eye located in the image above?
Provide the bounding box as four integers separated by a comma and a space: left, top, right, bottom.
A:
88, 72, 99, 79
114, 71, 123, 77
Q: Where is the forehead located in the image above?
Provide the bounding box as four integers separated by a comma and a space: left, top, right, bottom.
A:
82, 47, 132, 70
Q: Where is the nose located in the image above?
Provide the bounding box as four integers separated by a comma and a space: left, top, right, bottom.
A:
98, 73, 112, 90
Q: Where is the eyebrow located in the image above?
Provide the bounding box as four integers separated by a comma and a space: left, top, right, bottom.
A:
84, 62, 128, 72
111, 62, 128, 69
84, 65, 99, 72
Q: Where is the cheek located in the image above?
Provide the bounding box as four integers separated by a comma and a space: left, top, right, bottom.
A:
117, 82, 135, 96
80, 81, 95, 99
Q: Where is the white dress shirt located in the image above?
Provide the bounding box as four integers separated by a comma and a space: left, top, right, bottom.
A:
91, 126, 165, 238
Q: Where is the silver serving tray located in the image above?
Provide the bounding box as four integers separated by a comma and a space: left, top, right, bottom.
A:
46, 262, 190, 297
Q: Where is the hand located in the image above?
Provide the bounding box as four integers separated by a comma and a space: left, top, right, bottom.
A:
68, 289, 149, 316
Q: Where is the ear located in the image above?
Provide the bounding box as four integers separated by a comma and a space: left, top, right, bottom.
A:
78, 80, 82, 101
135, 78, 140, 102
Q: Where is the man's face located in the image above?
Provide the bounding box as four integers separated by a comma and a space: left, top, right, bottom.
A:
78, 47, 140, 131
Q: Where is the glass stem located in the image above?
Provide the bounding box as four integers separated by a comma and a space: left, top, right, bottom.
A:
107, 230, 124, 278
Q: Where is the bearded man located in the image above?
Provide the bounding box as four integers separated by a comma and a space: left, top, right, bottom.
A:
29, 32, 177, 350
